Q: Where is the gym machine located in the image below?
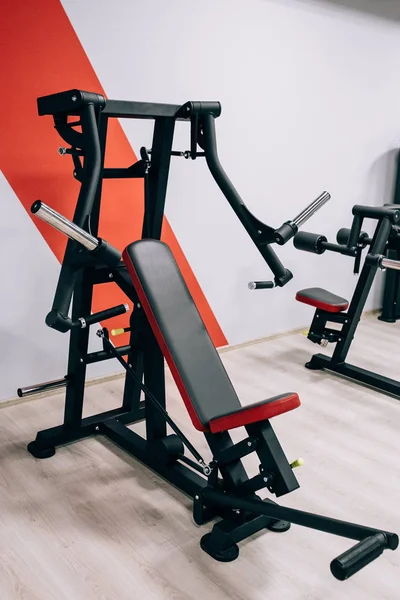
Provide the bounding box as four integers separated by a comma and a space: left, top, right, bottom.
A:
22, 89, 397, 580
294, 204, 400, 400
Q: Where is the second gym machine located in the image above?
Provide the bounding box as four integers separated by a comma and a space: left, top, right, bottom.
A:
294, 204, 400, 400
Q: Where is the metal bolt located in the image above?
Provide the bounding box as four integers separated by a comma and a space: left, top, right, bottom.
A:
73, 171, 77, 177
95, 426, 99, 432
137, 303, 141, 309
247, 441, 252, 447
128, 364, 132, 368
195, 495, 200, 500
79, 358, 83, 363
186, 106, 190, 112
71, 95, 77, 102
108, 273, 113, 279
263, 477, 269, 483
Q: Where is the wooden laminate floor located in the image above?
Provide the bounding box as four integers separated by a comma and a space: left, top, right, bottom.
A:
0, 314, 399, 599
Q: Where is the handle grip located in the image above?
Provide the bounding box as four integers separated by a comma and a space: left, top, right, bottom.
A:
366, 254, 400, 271
248, 281, 275, 290
78, 304, 129, 328
32, 201, 99, 251
32, 201, 121, 268
330, 533, 390, 581
275, 192, 331, 245
380, 256, 400, 271
45, 303, 129, 333
292, 191, 331, 228
17, 377, 68, 398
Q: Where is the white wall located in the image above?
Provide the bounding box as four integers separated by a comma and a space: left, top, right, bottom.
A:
61, 0, 400, 345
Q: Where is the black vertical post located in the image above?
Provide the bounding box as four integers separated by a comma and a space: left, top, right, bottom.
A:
331, 218, 392, 364
63, 269, 94, 427
121, 305, 145, 414
122, 348, 144, 412
138, 117, 175, 439
121, 117, 176, 417
205, 431, 249, 490
89, 113, 108, 236
143, 333, 167, 441
379, 151, 400, 322
394, 150, 400, 206
143, 117, 176, 240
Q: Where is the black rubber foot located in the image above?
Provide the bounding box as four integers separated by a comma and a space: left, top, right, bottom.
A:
27, 441, 56, 459
200, 533, 239, 562
266, 519, 291, 533
305, 361, 321, 370
378, 316, 396, 323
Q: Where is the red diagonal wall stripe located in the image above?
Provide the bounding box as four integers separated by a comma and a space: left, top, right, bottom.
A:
0, 0, 227, 348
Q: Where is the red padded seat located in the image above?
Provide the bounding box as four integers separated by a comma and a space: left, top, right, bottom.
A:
296, 287, 348, 313
208, 393, 300, 433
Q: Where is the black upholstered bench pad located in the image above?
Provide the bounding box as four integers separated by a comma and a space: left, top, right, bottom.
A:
123, 240, 241, 431
296, 287, 348, 313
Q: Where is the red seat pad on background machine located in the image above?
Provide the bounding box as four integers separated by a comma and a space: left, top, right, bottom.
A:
296, 287, 349, 313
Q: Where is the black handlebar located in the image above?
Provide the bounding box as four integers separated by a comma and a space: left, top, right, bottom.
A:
201, 113, 292, 287
274, 191, 331, 245
248, 281, 275, 290
200, 113, 330, 288
330, 533, 392, 581
46, 303, 129, 333
201, 487, 398, 581
41, 102, 103, 324
32, 201, 122, 332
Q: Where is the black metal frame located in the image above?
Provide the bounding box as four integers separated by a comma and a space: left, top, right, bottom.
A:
29, 87, 299, 545
24, 89, 398, 579
298, 205, 400, 400
28, 88, 328, 458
